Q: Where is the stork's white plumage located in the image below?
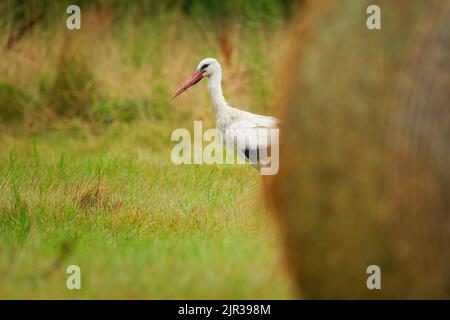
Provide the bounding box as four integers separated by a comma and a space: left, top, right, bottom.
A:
171, 58, 280, 168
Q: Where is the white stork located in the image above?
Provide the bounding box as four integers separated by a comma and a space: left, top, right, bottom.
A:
171, 58, 280, 172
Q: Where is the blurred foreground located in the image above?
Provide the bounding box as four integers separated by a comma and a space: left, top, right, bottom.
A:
270, 0, 450, 299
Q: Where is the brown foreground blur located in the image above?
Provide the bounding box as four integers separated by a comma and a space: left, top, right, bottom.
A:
269, 0, 450, 299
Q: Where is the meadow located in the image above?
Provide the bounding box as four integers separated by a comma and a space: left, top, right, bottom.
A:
0, 1, 296, 298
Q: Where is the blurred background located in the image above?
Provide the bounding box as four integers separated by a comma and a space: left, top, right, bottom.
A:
0, 0, 299, 128
1, 0, 449, 299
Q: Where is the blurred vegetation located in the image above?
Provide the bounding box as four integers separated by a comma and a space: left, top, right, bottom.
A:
0, 80, 29, 122
0, 0, 300, 128
3, 0, 301, 21
48, 39, 98, 119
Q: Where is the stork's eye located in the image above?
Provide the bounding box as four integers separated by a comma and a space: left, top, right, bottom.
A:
201, 63, 209, 70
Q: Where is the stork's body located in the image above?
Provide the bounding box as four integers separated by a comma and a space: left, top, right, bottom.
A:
171, 58, 279, 168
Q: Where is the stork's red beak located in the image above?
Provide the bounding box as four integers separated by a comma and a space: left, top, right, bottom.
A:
170, 71, 205, 99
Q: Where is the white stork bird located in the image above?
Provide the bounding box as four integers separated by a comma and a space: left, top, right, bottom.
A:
171, 58, 280, 172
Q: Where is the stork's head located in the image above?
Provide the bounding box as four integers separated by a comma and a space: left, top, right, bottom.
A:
171, 58, 221, 99
196, 58, 220, 77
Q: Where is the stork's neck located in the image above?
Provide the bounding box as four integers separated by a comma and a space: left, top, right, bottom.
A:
206, 70, 229, 120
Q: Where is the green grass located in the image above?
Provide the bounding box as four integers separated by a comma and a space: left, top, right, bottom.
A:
0, 122, 294, 299
0, 1, 293, 299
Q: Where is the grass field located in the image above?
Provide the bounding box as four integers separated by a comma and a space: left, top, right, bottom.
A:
0, 121, 294, 299
0, 1, 296, 299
